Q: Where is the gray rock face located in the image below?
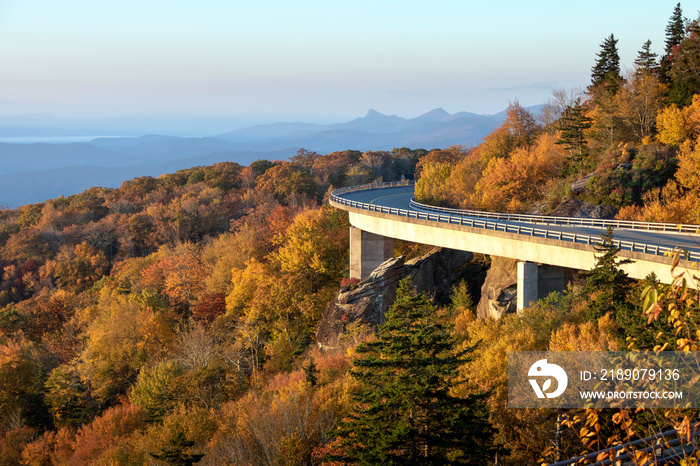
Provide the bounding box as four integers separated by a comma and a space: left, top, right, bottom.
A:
548, 198, 618, 219
570, 173, 596, 194
316, 247, 473, 349
476, 256, 518, 320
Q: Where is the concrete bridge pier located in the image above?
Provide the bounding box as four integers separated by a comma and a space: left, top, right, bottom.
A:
517, 261, 571, 311
350, 227, 394, 280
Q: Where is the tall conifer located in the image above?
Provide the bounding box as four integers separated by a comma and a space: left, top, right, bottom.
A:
667, 11, 700, 106
634, 40, 659, 74
330, 278, 495, 465
665, 3, 685, 56
591, 34, 622, 93
583, 227, 633, 321
661, 3, 685, 82
556, 98, 592, 172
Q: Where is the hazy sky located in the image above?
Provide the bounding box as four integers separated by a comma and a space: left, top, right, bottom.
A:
0, 0, 692, 135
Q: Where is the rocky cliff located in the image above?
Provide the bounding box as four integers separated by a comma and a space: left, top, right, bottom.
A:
316, 247, 473, 349
476, 256, 518, 320
548, 198, 618, 219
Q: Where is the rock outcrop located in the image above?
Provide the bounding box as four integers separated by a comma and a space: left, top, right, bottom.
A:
530, 173, 618, 219
316, 247, 473, 349
476, 256, 518, 320
548, 198, 618, 219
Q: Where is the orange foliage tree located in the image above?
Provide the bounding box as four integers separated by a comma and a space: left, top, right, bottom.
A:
476, 133, 564, 211
476, 102, 540, 166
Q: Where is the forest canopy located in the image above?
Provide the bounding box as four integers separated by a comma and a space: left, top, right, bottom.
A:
3, 4, 700, 465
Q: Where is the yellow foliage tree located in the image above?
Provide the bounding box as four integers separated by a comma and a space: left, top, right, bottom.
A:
271, 205, 348, 291
620, 118, 700, 224
256, 163, 318, 205
77, 290, 174, 405
225, 258, 270, 320
656, 104, 688, 145
0, 335, 44, 428
683, 94, 700, 135
617, 181, 700, 224
675, 137, 700, 193
656, 94, 700, 146
413, 162, 453, 205
42, 242, 109, 292
549, 314, 619, 351
206, 373, 340, 465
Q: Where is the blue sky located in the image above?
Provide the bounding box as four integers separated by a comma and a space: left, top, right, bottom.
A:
0, 0, 692, 135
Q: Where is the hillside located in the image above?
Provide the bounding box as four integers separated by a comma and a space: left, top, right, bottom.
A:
3, 6, 700, 464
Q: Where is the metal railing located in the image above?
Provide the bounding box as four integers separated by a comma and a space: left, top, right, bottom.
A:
329, 182, 700, 262
409, 198, 700, 234
548, 423, 700, 466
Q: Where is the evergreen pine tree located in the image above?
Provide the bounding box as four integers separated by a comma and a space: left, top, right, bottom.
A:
303, 357, 318, 387
556, 98, 592, 173
150, 431, 204, 466
665, 3, 685, 56
583, 227, 634, 321
668, 17, 700, 106
331, 278, 495, 465
591, 34, 622, 93
634, 40, 659, 74
661, 3, 685, 82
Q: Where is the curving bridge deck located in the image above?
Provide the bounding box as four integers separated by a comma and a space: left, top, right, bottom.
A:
330, 181, 700, 308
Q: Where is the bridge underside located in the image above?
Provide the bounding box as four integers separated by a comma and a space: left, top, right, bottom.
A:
347, 211, 686, 283
345, 209, 695, 309
349, 229, 574, 311
518, 262, 577, 310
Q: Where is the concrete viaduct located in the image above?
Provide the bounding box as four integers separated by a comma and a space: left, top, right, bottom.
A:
330, 181, 700, 310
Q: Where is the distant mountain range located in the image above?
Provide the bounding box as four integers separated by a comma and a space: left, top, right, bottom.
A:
214, 107, 504, 152
0, 106, 539, 208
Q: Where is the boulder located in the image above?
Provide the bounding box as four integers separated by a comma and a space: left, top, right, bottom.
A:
316, 247, 473, 349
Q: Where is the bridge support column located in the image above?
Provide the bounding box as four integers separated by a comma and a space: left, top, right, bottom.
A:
517, 261, 569, 311
517, 261, 539, 311
349, 227, 394, 280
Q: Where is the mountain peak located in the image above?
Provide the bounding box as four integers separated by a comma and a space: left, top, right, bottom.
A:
424, 108, 450, 117
413, 108, 452, 121
364, 109, 387, 118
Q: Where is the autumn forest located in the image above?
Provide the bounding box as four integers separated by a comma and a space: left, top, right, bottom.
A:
3, 3, 700, 465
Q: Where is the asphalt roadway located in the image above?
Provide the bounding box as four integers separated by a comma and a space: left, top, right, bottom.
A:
338, 185, 700, 260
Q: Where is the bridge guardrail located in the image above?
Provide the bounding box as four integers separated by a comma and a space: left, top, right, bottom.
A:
409, 196, 700, 234
330, 182, 700, 262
